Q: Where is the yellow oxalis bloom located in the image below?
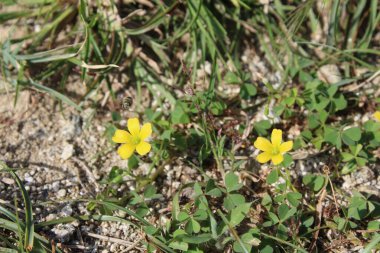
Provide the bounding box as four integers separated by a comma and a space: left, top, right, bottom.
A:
254, 129, 293, 165
374, 111, 380, 121
112, 118, 152, 159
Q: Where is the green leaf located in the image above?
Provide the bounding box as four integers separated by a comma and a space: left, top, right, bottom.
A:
333, 94, 347, 111
308, 114, 320, 129
367, 221, 380, 230
282, 153, 293, 167
136, 205, 149, 217
324, 126, 341, 148
229, 203, 251, 226
254, 120, 272, 135
193, 209, 208, 221
277, 223, 288, 239
335, 216, 347, 231
278, 204, 289, 221
171, 102, 190, 124
302, 216, 314, 228
268, 212, 279, 225
128, 155, 139, 170
303, 174, 325, 192
225, 172, 242, 193
356, 157, 367, 167
210, 100, 226, 115
261, 244, 274, 253
261, 193, 272, 208
287, 192, 302, 207
144, 225, 158, 235
194, 182, 203, 197
274, 104, 285, 116
327, 85, 338, 97
341, 152, 355, 162
342, 161, 357, 174
223, 194, 245, 211
173, 229, 187, 238
144, 185, 157, 198
342, 127, 361, 145
205, 179, 222, 197
185, 218, 201, 234
169, 241, 188, 251
319, 110, 329, 124
177, 211, 190, 222
206, 187, 222, 197
266, 169, 279, 184
111, 111, 121, 122
233, 232, 260, 253
177, 233, 213, 244
240, 83, 257, 99
108, 166, 124, 184
225, 71, 240, 84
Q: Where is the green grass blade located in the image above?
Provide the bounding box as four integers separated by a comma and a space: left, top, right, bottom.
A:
260, 232, 308, 253
0, 218, 19, 233
93, 200, 152, 226
216, 209, 249, 253
345, 0, 367, 49
7, 170, 34, 252
147, 235, 176, 253
363, 233, 380, 253
36, 214, 137, 228
358, 0, 380, 49
0, 247, 18, 253
0, 205, 25, 228
28, 79, 82, 111
327, 0, 340, 46
123, 1, 179, 35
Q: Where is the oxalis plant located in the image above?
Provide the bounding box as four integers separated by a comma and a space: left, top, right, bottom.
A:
110, 116, 299, 252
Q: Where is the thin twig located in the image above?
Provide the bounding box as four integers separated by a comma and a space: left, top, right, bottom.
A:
309, 187, 327, 252
121, 236, 144, 252
83, 231, 144, 250
71, 157, 100, 192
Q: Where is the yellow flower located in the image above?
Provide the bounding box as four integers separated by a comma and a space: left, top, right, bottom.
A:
254, 129, 293, 165
374, 111, 380, 121
112, 118, 152, 159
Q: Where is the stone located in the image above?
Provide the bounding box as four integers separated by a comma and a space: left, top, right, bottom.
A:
317, 64, 342, 84
57, 189, 67, 198
61, 143, 74, 161
45, 213, 57, 221
1, 177, 15, 185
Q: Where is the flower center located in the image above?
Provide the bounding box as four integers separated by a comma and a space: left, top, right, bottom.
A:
132, 136, 141, 145
271, 145, 280, 155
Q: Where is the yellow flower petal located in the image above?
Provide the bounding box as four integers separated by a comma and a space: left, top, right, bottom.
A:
271, 129, 282, 147
374, 111, 380, 121
139, 123, 152, 140
280, 141, 293, 153
271, 154, 284, 165
136, 141, 151, 156
128, 118, 140, 137
254, 137, 273, 152
117, 143, 135, 159
112, 129, 132, 144
256, 152, 272, 163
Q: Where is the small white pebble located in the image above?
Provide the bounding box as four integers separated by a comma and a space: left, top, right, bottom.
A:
57, 189, 67, 198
